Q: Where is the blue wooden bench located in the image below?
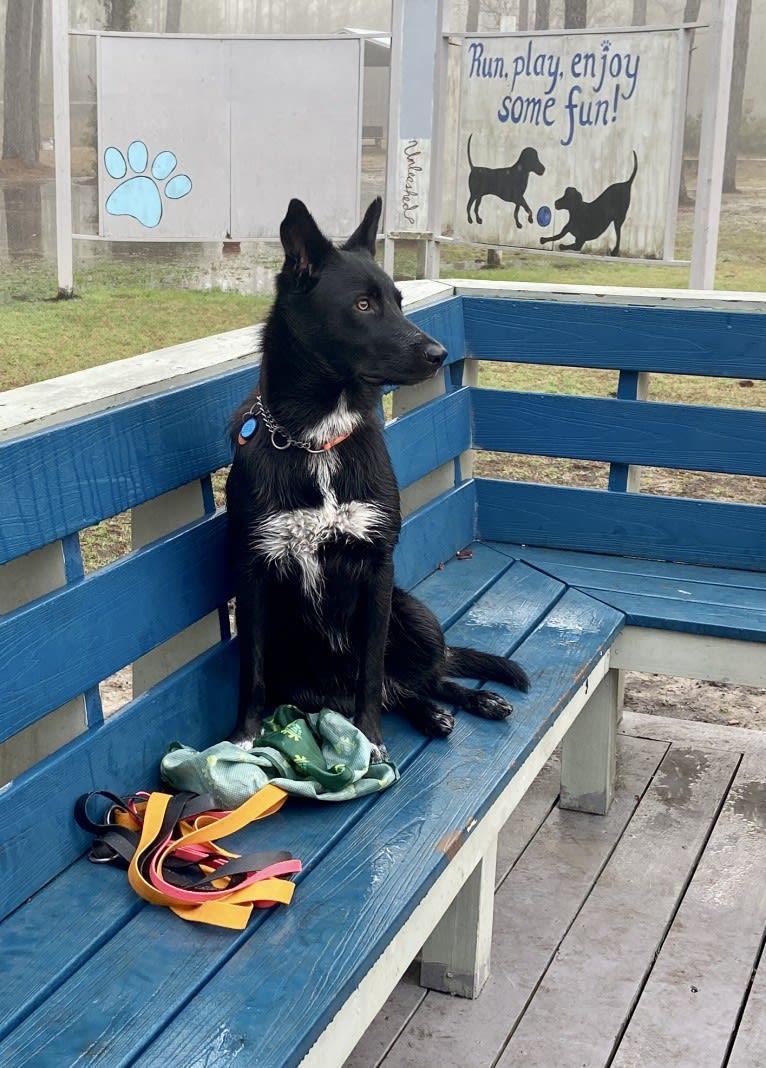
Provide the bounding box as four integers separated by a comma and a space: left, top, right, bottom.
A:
1, 280, 764, 1067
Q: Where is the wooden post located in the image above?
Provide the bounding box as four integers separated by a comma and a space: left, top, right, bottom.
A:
51, 0, 74, 298
560, 668, 618, 815
420, 838, 498, 997
689, 0, 737, 289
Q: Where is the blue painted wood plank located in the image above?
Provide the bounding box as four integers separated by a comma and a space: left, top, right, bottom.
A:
0, 639, 239, 923
407, 296, 465, 367
130, 590, 622, 1068
407, 542, 518, 632
0, 864, 143, 1042
394, 481, 476, 590
444, 562, 565, 657
0, 512, 232, 743
471, 388, 766, 477
0, 369, 256, 565
577, 589, 766, 640
387, 388, 471, 490
488, 543, 766, 593
503, 549, 766, 638
462, 296, 766, 378
519, 559, 766, 614
476, 479, 766, 571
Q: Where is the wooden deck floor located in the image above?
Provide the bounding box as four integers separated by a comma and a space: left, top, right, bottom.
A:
344, 712, 766, 1068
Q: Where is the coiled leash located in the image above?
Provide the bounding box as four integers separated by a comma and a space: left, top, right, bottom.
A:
75, 784, 301, 930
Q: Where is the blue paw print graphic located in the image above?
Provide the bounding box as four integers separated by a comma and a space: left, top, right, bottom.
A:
104, 141, 192, 227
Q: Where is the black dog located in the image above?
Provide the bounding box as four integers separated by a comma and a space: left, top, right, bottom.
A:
540, 151, 638, 256
226, 197, 529, 758
466, 134, 545, 227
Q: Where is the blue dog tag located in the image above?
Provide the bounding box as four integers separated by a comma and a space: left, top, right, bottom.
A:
238, 416, 257, 445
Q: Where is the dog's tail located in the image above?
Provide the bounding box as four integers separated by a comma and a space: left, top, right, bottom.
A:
446, 646, 531, 692
628, 150, 638, 185
467, 133, 475, 171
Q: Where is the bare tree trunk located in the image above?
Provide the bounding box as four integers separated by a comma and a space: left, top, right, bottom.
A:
679, 0, 703, 205
104, 1, 135, 32
535, 0, 550, 31
165, 0, 182, 34
564, 0, 587, 28
632, 0, 648, 25
466, 0, 480, 32
518, 0, 530, 31
722, 0, 752, 193
3, 0, 43, 163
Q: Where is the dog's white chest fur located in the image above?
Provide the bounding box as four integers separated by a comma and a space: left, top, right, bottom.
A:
254, 489, 385, 595
250, 402, 385, 596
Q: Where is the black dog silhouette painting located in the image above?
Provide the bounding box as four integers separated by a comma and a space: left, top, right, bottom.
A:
466, 134, 545, 227
540, 151, 638, 256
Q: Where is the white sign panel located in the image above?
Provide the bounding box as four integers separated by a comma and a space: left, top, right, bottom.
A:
98, 35, 362, 241
454, 29, 683, 258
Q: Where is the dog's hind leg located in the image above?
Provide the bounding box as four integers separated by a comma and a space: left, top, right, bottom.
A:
610, 219, 623, 256
434, 678, 513, 721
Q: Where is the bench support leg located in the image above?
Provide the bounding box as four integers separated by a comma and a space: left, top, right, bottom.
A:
419, 837, 497, 998
560, 667, 618, 815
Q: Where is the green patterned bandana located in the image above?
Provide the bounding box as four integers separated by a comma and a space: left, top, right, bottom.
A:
161, 705, 399, 807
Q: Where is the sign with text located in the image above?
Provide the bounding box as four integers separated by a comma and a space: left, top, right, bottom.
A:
454, 29, 685, 258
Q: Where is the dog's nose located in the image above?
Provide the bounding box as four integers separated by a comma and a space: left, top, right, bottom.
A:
424, 341, 447, 366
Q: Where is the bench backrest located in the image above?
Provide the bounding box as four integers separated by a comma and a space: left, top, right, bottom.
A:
457, 286, 766, 572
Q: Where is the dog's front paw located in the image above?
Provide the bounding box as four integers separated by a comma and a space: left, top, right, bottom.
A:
369, 742, 389, 764
424, 705, 455, 738
228, 721, 264, 751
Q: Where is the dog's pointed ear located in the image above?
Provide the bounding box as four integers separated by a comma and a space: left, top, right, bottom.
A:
280, 199, 333, 279
342, 197, 382, 257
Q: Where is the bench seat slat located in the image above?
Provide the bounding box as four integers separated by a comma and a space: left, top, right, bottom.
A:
476, 479, 766, 572
492, 545, 766, 641
462, 296, 766, 379
0, 547, 567, 1067
472, 388, 766, 477
489, 543, 766, 592
133, 587, 622, 1068
0, 513, 231, 743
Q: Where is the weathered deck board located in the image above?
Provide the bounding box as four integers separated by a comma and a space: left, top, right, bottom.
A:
495, 745, 739, 1067
728, 946, 766, 1068
344, 717, 766, 1068
612, 750, 766, 1068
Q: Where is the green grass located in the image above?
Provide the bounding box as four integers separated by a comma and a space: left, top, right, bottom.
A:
1, 284, 271, 391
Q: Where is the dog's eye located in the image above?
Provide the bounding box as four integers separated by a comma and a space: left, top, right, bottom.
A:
356, 297, 371, 312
